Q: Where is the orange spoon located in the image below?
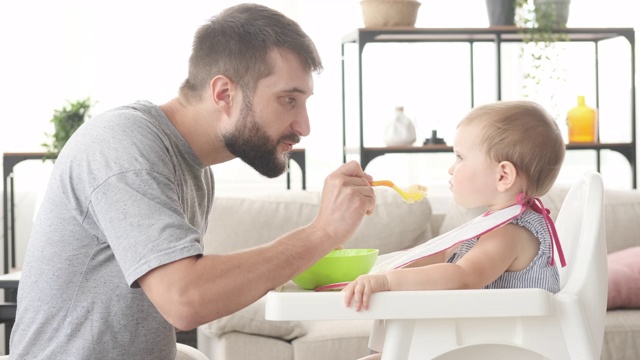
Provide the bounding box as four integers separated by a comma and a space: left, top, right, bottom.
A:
371, 180, 428, 203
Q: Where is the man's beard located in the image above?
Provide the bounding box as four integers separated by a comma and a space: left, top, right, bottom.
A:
223, 97, 300, 178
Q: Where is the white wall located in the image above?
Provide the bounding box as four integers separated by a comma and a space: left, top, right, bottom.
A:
0, 0, 638, 273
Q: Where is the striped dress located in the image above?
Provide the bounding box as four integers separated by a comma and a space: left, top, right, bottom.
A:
446, 210, 561, 293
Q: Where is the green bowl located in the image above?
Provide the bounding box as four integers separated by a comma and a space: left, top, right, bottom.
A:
292, 248, 379, 290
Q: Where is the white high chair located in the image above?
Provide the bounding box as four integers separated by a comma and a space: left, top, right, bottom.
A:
265, 171, 607, 360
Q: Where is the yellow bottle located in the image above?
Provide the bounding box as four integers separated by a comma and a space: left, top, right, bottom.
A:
566, 96, 598, 143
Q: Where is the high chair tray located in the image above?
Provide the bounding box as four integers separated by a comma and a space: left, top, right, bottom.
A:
265, 281, 554, 321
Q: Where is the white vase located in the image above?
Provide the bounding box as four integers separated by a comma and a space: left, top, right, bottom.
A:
384, 106, 416, 146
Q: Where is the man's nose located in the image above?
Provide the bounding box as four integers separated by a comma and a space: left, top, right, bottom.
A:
292, 111, 310, 137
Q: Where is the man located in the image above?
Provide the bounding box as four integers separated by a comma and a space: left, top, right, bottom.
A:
10, 4, 375, 359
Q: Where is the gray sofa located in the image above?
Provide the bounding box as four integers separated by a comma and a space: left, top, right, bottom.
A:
197, 185, 640, 360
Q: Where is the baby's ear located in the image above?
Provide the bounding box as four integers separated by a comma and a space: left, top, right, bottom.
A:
496, 161, 517, 192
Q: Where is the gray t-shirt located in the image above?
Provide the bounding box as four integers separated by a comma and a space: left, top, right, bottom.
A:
10, 101, 214, 359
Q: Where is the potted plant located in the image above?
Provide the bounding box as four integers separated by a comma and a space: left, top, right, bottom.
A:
485, 0, 516, 27
484, 0, 570, 120
486, 0, 570, 29
360, 0, 421, 28
41, 97, 93, 161
515, 0, 570, 119
529, 0, 570, 29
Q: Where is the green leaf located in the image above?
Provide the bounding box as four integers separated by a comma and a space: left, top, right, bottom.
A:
41, 97, 94, 162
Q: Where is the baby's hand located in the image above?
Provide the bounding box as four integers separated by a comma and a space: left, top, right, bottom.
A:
342, 274, 389, 311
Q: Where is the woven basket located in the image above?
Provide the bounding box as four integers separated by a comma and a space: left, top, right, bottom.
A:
360, 0, 421, 28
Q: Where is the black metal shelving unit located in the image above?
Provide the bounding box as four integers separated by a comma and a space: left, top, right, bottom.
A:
341, 27, 636, 187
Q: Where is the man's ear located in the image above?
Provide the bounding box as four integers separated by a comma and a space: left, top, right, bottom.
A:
496, 161, 517, 192
209, 75, 235, 116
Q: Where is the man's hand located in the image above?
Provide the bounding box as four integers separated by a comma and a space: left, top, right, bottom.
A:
312, 161, 375, 249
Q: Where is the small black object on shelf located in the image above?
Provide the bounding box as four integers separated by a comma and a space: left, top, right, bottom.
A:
423, 130, 446, 146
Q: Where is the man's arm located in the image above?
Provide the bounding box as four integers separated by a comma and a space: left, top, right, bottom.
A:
138, 161, 375, 330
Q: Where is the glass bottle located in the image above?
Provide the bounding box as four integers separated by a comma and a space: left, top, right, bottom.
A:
566, 96, 598, 143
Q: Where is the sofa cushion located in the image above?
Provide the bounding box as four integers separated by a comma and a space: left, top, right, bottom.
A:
200, 295, 307, 340
607, 246, 640, 310
602, 190, 640, 253
204, 188, 433, 256
602, 309, 640, 360
212, 331, 294, 360
292, 320, 372, 360
204, 191, 321, 254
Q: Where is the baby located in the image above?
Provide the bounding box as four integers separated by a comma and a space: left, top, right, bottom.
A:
345, 100, 566, 359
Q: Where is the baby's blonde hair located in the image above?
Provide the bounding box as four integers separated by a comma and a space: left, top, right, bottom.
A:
458, 100, 565, 198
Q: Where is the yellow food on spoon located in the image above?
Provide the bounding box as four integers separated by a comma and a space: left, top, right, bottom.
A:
371, 180, 428, 203
404, 184, 428, 203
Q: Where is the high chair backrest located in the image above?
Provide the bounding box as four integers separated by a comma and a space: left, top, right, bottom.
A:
554, 170, 607, 357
